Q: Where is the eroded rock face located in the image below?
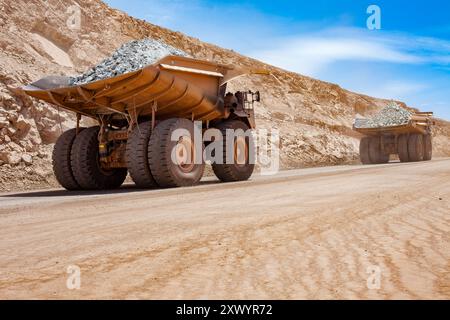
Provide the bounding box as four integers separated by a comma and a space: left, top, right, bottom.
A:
0, 0, 449, 191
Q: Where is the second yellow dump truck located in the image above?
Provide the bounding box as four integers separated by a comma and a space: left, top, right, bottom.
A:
354, 111, 434, 165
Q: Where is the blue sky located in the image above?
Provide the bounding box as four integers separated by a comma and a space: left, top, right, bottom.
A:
104, 0, 450, 119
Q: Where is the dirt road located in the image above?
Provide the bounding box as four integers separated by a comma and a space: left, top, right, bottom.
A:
0, 159, 449, 299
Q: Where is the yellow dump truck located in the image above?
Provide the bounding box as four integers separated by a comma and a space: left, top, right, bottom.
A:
353, 112, 434, 165
21, 56, 264, 190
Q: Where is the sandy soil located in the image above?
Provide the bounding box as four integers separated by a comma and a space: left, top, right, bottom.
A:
0, 159, 449, 300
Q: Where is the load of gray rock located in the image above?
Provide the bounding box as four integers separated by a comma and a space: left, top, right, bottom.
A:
354, 102, 412, 129
69, 39, 190, 86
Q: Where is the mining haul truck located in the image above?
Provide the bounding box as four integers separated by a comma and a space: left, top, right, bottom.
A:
353, 112, 434, 165
20, 56, 266, 190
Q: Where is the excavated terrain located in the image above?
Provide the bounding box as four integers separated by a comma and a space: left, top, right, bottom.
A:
1, 0, 450, 191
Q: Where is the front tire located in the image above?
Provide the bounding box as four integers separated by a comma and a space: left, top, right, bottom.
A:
71, 126, 127, 190
212, 120, 255, 182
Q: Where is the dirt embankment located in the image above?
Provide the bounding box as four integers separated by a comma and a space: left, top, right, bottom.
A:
1, 0, 449, 191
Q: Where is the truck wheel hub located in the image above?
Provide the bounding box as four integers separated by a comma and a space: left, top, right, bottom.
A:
234, 137, 248, 167
176, 136, 195, 173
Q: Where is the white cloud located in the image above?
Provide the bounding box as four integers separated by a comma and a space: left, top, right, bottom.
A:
251, 35, 423, 75
370, 81, 428, 99
383, 81, 428, 96
248, 28, 450, 77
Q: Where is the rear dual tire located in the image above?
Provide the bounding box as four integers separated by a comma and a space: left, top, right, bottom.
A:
71, 127, 128, 190
53, 127, 127, 191
126, 122, 158, 188
52, 128, 85, 190
359, 136, 389, 165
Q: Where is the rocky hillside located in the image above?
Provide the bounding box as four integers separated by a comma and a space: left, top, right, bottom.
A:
1, 0, 449, 191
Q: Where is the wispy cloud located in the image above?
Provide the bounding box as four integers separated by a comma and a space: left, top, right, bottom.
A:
371, 81, 429, 98
249, 27, 450, 76
250, 36, 421, 75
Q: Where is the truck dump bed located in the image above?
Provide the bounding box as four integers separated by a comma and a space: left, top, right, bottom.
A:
21, 56, 252, 122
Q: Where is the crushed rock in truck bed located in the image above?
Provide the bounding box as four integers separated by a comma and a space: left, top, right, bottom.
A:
354, 103, 413, 129
69, 39, 190, 86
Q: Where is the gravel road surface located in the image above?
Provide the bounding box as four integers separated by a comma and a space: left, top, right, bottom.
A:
0, 159, 449, 299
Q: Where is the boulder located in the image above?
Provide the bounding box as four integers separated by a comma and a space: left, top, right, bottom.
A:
15, 114, 32, 135
21, 154, 33, 165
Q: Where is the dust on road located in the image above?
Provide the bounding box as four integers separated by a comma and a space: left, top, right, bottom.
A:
0, 160, 449, 299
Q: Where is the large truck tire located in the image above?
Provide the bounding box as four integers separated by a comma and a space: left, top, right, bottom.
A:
398, 134, 410, 163
212, 120, 255, 182
126, 122, 157, 188
368, 136, 389, 164
71, 126, 127, 190
408, 134, 424, 162
148, 118, 205, 188
423, 134, 433, 161
359, 137, 371, 164
52, 128, 85, 190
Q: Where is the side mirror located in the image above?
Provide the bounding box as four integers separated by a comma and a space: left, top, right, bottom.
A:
254, 91, 261, 102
